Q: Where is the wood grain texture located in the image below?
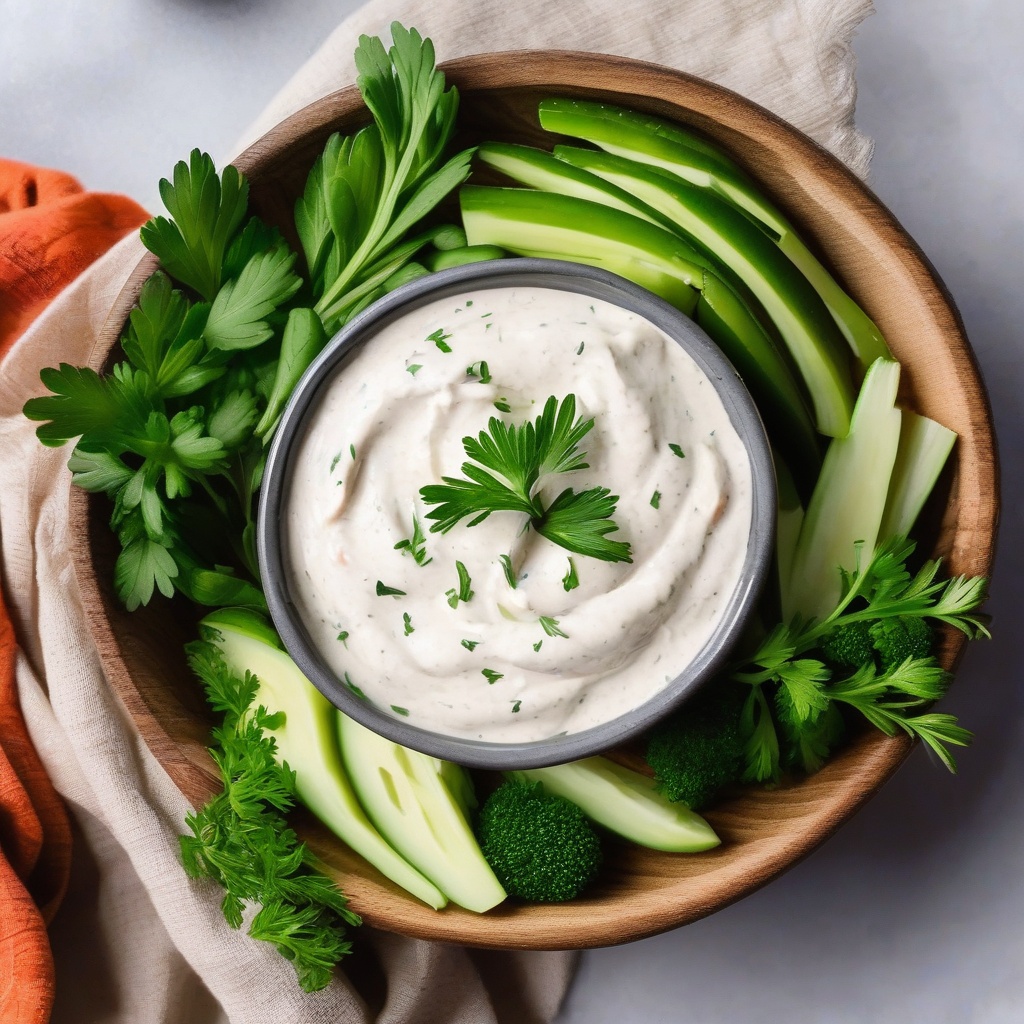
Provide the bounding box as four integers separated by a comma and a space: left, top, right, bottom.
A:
69, 52, 998, 950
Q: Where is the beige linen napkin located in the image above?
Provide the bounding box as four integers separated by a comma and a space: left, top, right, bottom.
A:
0, 0, 873, 1020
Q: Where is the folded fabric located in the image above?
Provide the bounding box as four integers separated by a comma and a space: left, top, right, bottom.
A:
0, 161, 146, 1024
1, 1, 874, 1021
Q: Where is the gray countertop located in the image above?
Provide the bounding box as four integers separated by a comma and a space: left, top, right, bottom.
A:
4, 1, 1022, 1021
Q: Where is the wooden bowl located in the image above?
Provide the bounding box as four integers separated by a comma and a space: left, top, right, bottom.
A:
72, 51, 998, 950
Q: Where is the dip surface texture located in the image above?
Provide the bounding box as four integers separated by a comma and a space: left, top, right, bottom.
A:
285, 285, 753, 742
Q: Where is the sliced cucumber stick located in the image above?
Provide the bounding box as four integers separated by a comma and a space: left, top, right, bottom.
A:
202, 610, 448, 910
513, 757, 720, 852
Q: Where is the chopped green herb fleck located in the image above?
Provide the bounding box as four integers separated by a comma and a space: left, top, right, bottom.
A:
562, 557, 579, 592
589, 304, 595, 314
480, 312, 492, 318
394, 514, 432, 566
390, 705, 410, 717
669, 443, 686, 459
466, 360, 492, 383
466, 300, 474, 307
651, 490, 661, 509
403, 612, 414, 636
539, 616, 568, 639
533, 640, 543, 652
349, 444, 356, 460
482, 668, 504, 685
445, 561, 474, 607
376, 580, 406, 597
461, 639, 480, 652
576, 341, 585, 355
344, 673, 366, 700
456, 560, 473, 601
427, 327, 452, 352
330, 452, 342, 473
406, 364, 423, 376
336, 630, 349, 646
511, 700, 522, 713
499, 554, 517, 589
493, 398, 511, 413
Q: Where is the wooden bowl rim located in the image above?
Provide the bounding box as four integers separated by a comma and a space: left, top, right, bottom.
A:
70, 49, 998, 950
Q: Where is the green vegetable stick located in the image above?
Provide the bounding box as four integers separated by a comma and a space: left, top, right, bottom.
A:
203, 609, 448, 910
879, 411, 957, 539
461, 182, 821, 475
785, 358, 903, 621
538, 98, 890, 368
554, 144, 854, 438
513, 757, 720, 852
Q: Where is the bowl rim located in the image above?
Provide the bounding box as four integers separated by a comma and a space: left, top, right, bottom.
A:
257, 257, 777, 770
70, 48, 998, 949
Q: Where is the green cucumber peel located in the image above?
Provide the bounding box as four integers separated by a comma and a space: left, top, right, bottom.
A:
540, 98, 890, 368
553, 144, 854, 438
460, 185, 705, 316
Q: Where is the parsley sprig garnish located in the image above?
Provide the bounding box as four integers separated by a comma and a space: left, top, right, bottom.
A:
180, 642, 359, 991
732, 537, 988, 778
420, 394, 632, 563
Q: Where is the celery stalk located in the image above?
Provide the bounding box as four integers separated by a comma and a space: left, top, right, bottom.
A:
785, 359, 903, 621
538, 98, 891, 369
879, 411, 957, 539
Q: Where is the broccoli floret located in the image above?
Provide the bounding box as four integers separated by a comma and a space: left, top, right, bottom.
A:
475, 780, 602, 902
819, 620, 874, 669
869, 616, 933, 670
645, 683, 745, 810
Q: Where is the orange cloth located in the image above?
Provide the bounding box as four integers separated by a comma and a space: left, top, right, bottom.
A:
0, 160, 148, 1024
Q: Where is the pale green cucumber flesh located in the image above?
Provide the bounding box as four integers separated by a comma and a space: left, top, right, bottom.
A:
337, 714, 506, 913
785, 358, 903, 621
777, 234, 891, 367
539, 101, 891, 370
199, 606, 282, 648
476, 142, 663, 226
513, 757, 720, 853
206, 623, 447, 910
878, 411, 957, 540
461, 186, 701, 315
555, 146, 854, 438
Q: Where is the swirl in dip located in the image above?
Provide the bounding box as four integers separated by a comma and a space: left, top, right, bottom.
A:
284, 285, 752, 743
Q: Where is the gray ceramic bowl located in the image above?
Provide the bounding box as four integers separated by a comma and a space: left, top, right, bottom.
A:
258, 258, 776, 770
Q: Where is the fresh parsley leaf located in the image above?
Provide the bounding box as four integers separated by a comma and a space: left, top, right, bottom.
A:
114, 537, 178, 611
140, 150, 248, 301
482, 668, 504, 684
461, 639, 480, 652
420, 394, 631, 563
336, 631, 349, 646
181, 642, 358, 992
255, 309, 327, 439
427, 328, 452, 352
203, 244, 302, 351
466, 360, 491, 383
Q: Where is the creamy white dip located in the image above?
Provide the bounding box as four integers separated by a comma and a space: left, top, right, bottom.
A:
284, 286, 752, 742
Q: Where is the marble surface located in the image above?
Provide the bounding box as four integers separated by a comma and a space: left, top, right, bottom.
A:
3, 1, 1022, 1021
